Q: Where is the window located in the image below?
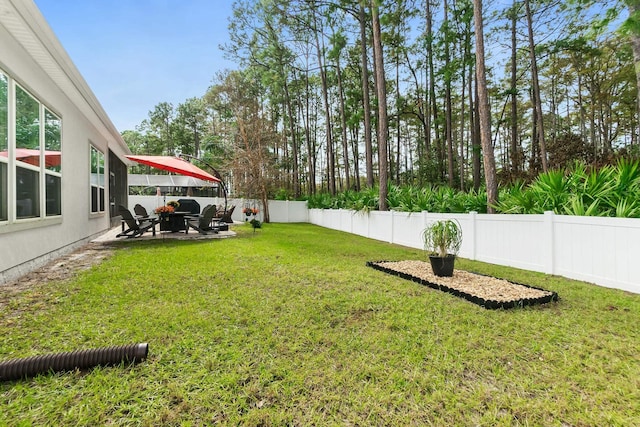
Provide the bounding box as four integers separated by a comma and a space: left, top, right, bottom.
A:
0, 162, 6, 222
16, 166, 39, 218
0, 69, 62, 225
45, 108, 61, 216
15, 85, 40, 153
0, 72, 7, 221
0, 72, 7, 150
15, 85, 40, 219
90, 145, 104, 213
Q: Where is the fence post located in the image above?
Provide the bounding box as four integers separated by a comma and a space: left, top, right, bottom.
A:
387, 210, 392, 244
350, 209, 354, 234
469, 211, 477, 260
544, 211, 555, 274
285, 200, 289, 223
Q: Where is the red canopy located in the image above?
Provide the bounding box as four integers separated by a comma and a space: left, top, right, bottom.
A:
125, 155, 221, 182
0, 148, 61, 167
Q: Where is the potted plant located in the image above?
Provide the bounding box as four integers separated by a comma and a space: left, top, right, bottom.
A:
154, 205, 175, 215
421, 219, 462, 277
242, 207, 259, 220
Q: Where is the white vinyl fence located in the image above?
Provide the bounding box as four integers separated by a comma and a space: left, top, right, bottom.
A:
309, 209, 640, 294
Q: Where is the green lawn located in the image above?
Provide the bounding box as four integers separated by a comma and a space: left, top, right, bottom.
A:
1, 223, 639, 426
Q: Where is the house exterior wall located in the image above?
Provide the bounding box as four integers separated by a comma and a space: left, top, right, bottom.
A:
0, 0, 130, 284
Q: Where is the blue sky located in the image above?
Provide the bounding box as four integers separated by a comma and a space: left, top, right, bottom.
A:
34, 0, 237, 132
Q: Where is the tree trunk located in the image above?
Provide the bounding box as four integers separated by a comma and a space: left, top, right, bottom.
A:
510, 2, 519, 176
350, 126, 361, 191
313, 15, 335, 195
425, 0, 434, 181
578, 70, 586, 142
530, 98, 540, 172
628, 1, 640, 147
283, 78, 300, 198
336, 57, 351, 190
304, 68, 316, 195
444, 0, 455, 188
525, 0, 548, 172
396, 57, 401, 185
371, 0, 388, 211
359, 4, 375, 188
459, 56, 466, 191
471, 58, 481, 192
460, 20, 472, 192
473, 0, 498, 212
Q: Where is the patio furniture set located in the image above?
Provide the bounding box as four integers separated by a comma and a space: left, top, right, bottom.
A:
116, 200, 234, 238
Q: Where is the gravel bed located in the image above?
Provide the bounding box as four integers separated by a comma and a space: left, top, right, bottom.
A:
368, 260, 558, 309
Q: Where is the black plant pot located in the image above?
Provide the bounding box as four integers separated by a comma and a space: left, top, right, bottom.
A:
429, 254, 456, 277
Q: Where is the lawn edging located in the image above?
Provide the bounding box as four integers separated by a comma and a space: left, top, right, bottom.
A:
367, 260, 559, 310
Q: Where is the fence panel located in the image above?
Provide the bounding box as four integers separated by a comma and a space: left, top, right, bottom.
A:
266, 200, 308, 223
369, 211, 393, 243
388, 212, 418, 248
553, 215, 640, 292
473, 214, 547, 273
351, 211, 369, 238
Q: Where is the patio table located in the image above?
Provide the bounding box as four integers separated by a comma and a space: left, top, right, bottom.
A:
159, 211, 190, 233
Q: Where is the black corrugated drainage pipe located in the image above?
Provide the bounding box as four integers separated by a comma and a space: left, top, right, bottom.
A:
0, 342, 148, 381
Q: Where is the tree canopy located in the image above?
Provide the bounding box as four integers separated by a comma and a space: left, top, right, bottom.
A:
123, 0, 638, 208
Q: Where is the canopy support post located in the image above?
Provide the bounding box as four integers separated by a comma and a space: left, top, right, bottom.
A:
178, 154, 228, 214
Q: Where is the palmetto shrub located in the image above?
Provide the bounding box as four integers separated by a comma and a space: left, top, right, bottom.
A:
307, 159, 640, 217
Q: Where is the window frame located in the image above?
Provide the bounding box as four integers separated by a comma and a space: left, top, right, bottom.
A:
0, 68, 63, 231
44, 107, 61, 217
0, 71, 8, 222
14, 83, 41, 220
90, 144, 105, 215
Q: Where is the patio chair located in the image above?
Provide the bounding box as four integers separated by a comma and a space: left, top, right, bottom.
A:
217, 205, 235, 224
117, 205, 158, 238
177, 199, 200, 215
185, 204, 218, 234
184, 204, 214, 222
133, 204, 149, 218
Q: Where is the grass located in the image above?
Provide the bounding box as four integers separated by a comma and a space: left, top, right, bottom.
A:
1, 223, 639, 426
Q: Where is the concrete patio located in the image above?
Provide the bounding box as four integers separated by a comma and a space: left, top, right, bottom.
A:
92, 224, 237, 243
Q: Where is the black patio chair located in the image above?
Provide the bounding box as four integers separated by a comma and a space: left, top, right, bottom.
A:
177, 199, 200, 214
117, 205, 158, 238
133, 204, 149, 218
216, 205, 235, 224
185, 204, 218, 234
